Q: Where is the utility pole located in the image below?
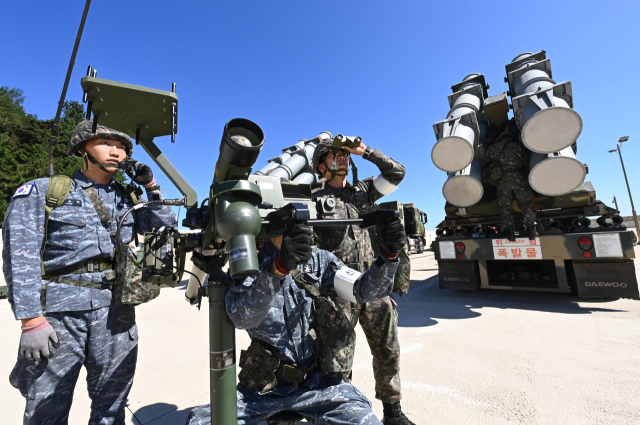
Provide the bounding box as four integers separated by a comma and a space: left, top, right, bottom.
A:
609, 136, 640, 244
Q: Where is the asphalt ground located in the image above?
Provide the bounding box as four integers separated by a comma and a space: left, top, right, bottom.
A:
1, 248, 639, 424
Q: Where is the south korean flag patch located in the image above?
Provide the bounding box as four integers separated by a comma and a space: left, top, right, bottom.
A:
13, 184, 33, 198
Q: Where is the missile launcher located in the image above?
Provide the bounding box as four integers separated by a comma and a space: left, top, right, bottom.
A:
431, 51, 638, 300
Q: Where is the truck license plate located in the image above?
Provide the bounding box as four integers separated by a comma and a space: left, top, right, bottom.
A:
492, 238, 542, 260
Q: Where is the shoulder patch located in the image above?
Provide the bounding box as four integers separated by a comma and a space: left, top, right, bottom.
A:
12, 184, 34, 198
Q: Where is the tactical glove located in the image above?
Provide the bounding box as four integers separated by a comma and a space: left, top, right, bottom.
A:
19, 319, 60, 362
120, 158, 155, 186
376, 217, 407, 258
279, 223, 313, 271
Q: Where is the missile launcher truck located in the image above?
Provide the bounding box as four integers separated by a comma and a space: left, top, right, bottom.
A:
431, 51, 639, 299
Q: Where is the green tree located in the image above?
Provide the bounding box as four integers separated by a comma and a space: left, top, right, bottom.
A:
0, 89, 127, 223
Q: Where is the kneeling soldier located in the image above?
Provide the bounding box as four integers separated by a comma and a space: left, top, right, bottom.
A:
186, 217, 406, 425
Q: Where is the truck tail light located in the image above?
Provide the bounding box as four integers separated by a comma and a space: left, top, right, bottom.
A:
578, 237, 593, 251
455, 242, 465, 253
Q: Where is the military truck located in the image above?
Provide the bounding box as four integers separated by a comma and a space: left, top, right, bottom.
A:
403, 203, 427, 254
430, 51, 639, 299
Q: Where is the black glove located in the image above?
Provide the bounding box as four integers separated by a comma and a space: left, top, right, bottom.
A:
120, 158, 154, 186
376, 217, 406, 257
279, 223, 313, 271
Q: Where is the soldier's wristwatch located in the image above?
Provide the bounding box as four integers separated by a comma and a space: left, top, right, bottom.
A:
363, 146, 373, 160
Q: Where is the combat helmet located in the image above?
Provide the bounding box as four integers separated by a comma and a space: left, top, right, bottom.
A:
66, 119, 133, 172
312, 137, 356, 182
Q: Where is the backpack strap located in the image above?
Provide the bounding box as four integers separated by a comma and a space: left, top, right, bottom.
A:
40, 175, 73, 276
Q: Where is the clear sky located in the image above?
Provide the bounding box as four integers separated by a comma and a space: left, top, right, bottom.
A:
2, 0, 639, 229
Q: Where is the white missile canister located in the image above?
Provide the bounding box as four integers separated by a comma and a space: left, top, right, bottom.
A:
442, 158, 484, 207
528, 146, 586, 195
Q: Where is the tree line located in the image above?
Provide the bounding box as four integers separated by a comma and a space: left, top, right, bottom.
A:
0, 86, 124, 224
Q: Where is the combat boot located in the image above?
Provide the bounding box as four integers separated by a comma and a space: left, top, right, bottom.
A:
503, 227, 516, 242
382, 401, 416, 425
528, 225, 539, 240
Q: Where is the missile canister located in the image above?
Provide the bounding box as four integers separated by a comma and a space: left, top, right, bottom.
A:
506, 51, 583, 153
255, 131, 332, 184
442, 158, 484, 207
528, 146, 586, 196
432, 73, 489, 172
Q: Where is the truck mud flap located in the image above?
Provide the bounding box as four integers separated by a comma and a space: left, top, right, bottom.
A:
570, 261, 639, 300
438, 261, 479, 291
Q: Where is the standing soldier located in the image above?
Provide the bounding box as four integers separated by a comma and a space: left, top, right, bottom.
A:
3, 119, 177, 424
484, 126, 538, 241
311, 138, 414, 425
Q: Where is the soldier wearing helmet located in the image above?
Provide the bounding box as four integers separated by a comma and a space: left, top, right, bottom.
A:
311, 137, 415, 425
483, 119, 538, 241
3, 119, 177, 424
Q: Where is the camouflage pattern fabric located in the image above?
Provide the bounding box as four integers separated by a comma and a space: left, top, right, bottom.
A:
9, 304, 137, 425
484, 136, 535, 229
238, 340, 280, 393
199, 241, 396, 424
2, 171, 176, 319
66, 119, 134, 157
393, 248, 411, 296
3, 171, 175, 423
340, 261, 402, 403
186, 371, 381, 425
226, 240, 397, 366
113, 249, 160, 305
312, 148, 406, 403
496, 173, 536, 229
312, 148, 406, 264
369, 229, 411, 296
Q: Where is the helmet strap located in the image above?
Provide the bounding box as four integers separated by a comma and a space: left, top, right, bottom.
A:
323, 150, 349, 183
79, 147, 118, 174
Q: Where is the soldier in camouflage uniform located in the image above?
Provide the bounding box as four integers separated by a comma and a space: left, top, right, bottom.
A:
484, 126, 538, 241
311, 138, 415, 425
2, 119, 177, 424
186, 218, 406, 424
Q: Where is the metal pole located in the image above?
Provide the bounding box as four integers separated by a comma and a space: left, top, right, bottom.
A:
47, 0, 93, 176
613, 196, 619, 211
208, 263, 238, 425
617, 144, 640, 244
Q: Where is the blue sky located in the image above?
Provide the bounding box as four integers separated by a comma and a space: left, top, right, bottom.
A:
2, 0, 640, 229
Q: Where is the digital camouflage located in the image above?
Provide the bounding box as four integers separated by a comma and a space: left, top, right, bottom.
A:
113, 249, 160, 306
187, 240, 396, 424
186, 372, 380, 425
10, 304, 138, 424
484, 137, 535, 229
312, 148, 406, 403
312, 149, 406, 264
66, 119, 134, 157
238, 340, 280, 393
2, 171, 176, 319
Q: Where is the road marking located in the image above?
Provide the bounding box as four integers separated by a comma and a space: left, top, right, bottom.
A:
402, 381, 494, 409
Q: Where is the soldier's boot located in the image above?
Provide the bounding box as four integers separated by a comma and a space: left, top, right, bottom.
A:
382, 401, 416, 425
528, 225, 539, 240
503, 227, 516, 242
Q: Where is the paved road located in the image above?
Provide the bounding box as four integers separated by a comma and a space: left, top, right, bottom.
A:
1, 249, 639, 424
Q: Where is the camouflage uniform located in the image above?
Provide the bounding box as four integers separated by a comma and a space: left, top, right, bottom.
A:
484, 137, 535, 230
186, 240, 399, 425
312, 148, 406, 403
3, 167, 176, 423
